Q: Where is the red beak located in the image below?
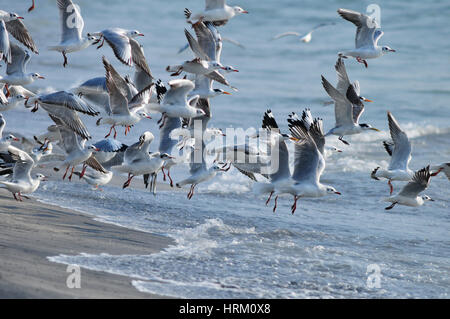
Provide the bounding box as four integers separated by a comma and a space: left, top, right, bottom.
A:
335, 191, 341, 195
242, 10, 249, 14
13, 137, 20, 141
17, 16, 24, 19
138, 33, 144, 36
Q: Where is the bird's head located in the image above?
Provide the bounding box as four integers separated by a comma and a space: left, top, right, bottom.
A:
6, 134, 20, 142
160, 153, 174, 159
31, 73, 45, 80
138, 111, 152, 119
421, 195, 434, 202
129, 30, 144, 38
233, 6, 249, 14
138, 131, 154, 148
221, 65, 239, 73
382, 46, 396, 53
88, 145, 100, 152
359, 123, 380, 132
9, 12, 24, 20
35, 173, 47, 181
326, 186, 341, 195
359, 96, 373, 103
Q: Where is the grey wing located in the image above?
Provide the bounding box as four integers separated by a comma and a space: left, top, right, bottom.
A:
311, 22, 336, 31
39, 91, 99, 116
233, 164, 257, 181
102, 56, 133, 99
102, 29, 133, 66
45, 108, 91, 140
335, 57, 351, 96
5, 19, 38, 54
272, 31, 301, 40
398, 166, 430, 197
53, 120, 82, 154
57, 0, 83, 43
321, 75, 354, 126
222, 37, 245, 49
129, 84, 153, 110
205, 22, 222, 61
204, 70, 231, 88
205, 0, 226, 10
0, 84, 7, 105
101, 151, 125, 170
85, 155, 107, 173
0, 21, 11, 64
191, 23, 216, 61
184, 29, 209, 61
177, 43, 190, 54
159, 115, 181, 154
387, 112, 411, 171
346, 85, 364, 124
337, 8, 378, 49
93, 139, 126, 152
289, 121, 321, 183
268, 141, 291, 182
129, 38, 153, 80
373, 30, 384, 47
105, 67, 130, 116
6, 43, 29, 75
9, 147, 34, 182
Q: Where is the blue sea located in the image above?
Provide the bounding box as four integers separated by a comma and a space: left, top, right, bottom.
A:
2, 0, 449, 298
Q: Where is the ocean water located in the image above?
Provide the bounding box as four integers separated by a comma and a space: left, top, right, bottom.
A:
2, 0, 450, 298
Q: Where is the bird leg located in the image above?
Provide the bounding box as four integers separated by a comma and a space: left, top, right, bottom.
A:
338, 136, 350, 145
161, 167, 167, 181
291, 195, 298, 215
13, 193, 19, 201
96, 36, 105, 49
62, 165, 70, 180
28, 0, 35, 12
18, 192, 29, 201
170, 68, 183, 77
113, 126, 117, 139
4, 84, 10, 98
68, 166, 75, 181
356, 56, 368, 68
265, 191, 274, 206
105, 125, 116, 138
62, 51, 68, 68
188, 184, 196, 200
167, 170, 174, 188
272, 195, 278, 213
388, 179, 394, 195
31, 101, 39, 113
123, 173, 134, 189
385, 202, 397, 210
79, 164, 87, 179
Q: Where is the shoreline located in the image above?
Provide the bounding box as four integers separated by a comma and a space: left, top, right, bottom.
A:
0, 191, 175, 298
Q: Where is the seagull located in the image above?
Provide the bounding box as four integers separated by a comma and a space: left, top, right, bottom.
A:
321, 74, 380, 145
96, 57, 153, 139
74, 167, 113, 191
337, 8, 395, 68
185, 1, 248, 26
92, 138, 127, 164
147, 79, 205, 119
430, 163, 450, 180
25, 90, 99, 140
48, 0, 99, 67
0, 43, 44, 90
252, 110, 293, 212
384, 166, 434, 210
88, 28, 144, 66
371, 112, 414, 194
272, 22, 336, 43
110, 131, 172, 191
276, 112, 341, 214
0, 84, 27, 111
0, 10, 38, 54
177, 36, 245, 54
51, 117, 107, 181
0, 146, 46, 201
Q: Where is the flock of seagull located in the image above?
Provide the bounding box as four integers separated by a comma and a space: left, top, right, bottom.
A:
0, 0, 449, 213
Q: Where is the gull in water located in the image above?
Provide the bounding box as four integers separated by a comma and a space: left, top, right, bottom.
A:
321, 74, 380, 145
0, 146, 46, 201
75, 168, 113, 191
185, 1, 248, 26
272, 22, 336, 43
0, 44, 44, 91
337, 8, 395, 68
275, 111, 341, 214
96, 57, 153, 138
88, 28, 144, 66
48, 0, 100, 67
371, 112, 414, 194
0, 10, 38, 54
51, 117, 106, 181
384, 166, 434, 210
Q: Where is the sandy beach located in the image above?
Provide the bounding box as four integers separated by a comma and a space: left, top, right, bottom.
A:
0, 187, 174, 298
